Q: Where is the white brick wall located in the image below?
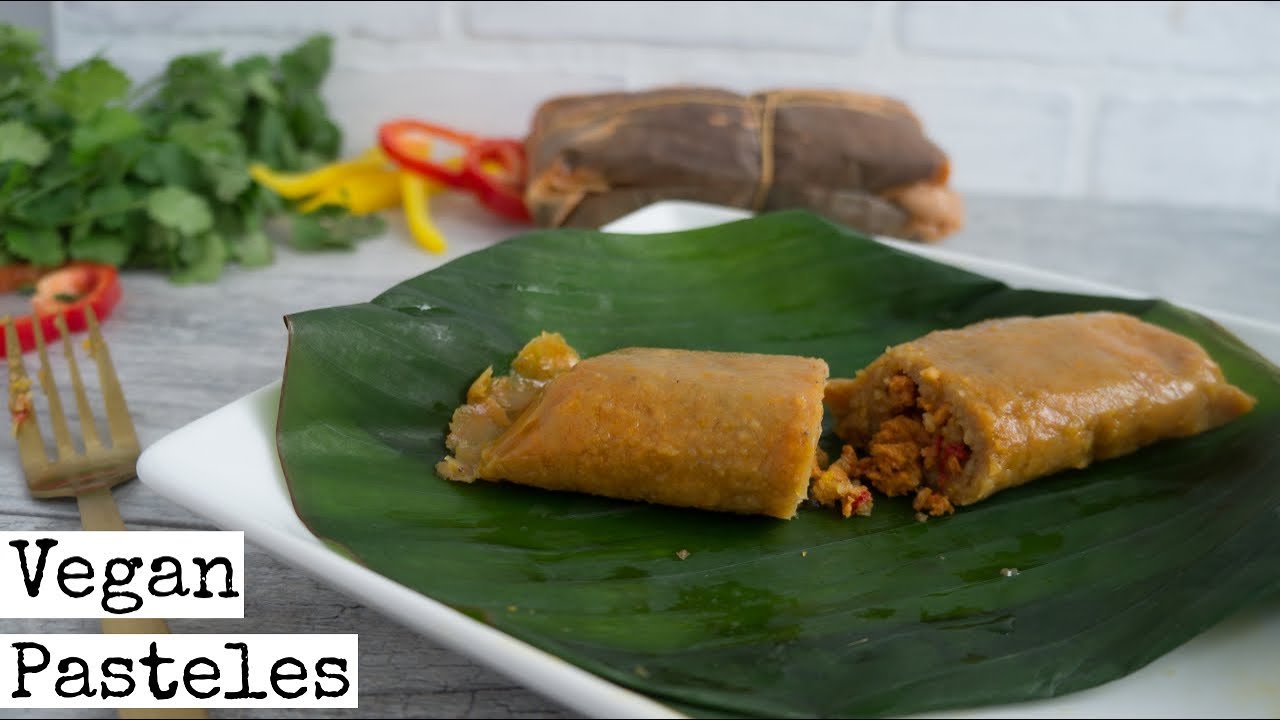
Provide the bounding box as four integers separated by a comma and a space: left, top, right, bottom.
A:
1094, 97, 1280, 210
465, 1, 874, 53
58, 1, 445, 41
900, 1, 1280, 72
51, 0, 1280, 215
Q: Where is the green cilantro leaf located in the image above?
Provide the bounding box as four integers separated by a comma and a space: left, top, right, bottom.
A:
231, 228, 274, 267
6, 226, 65, 266
0, 23, 40, 54
232, 52, 279, 105
70, 106, 142, 161
86, 184, 137, 228
151, 51, 246, 124
236, 51, 281, 106
49, 57, 130, 120
70, 229, 132, 265
0, 120, 50, 165
288, 92, 341, 158
146, 185, 213, 236
12, 183, 80, 227
135, 220, 178, 267
241, 181, 283, 217
171, 231, 226, 284
132, 142, 201, 187
289, 206, 384, 250
0, 25, 48, 105
247, 72, 280, 105
169, 119, 251, 200
280, 34, 332, 92
210, 163, 252, 201
253, 106, 299, 169
0, 162, 32, 202
232, 54, 272, 78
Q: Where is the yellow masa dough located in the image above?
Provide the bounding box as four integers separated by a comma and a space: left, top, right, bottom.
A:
438, 336, 829, 520
825, 311, 1256, 508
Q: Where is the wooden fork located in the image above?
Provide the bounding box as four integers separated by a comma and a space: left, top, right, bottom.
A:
5, 308, 208, 720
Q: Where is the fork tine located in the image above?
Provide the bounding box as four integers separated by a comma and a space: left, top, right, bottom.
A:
4, 316, 48, 471
84, 306, 138, 451
32, 318, 78, 460
54, 313, 104, 453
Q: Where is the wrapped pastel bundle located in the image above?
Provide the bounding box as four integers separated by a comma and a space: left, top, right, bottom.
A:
437, 333, 828, 519
824, 312, 1257, 516
523, 87, 964, 242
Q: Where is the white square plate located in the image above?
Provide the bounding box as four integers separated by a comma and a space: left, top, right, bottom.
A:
138, 201, 1280, 719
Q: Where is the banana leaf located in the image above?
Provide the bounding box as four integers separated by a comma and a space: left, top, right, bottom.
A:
275, 211, 1280, 718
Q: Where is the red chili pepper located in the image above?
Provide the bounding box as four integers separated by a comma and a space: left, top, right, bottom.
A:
464, 138, 533, 222
377, 119, 532, 223
1, 263, 123, 355
0, 264, 43, 292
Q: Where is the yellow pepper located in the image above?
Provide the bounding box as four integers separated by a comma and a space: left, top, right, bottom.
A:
248, 147, 387, 200
249, 142, 494, 255
399, 172, 447, 254
298, 170, 403, 215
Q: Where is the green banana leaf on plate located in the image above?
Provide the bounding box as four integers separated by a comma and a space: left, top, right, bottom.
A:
275, 211, 1280, 718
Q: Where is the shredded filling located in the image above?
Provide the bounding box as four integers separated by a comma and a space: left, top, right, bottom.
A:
845, 373, 971, 517
809, 445, 874, 518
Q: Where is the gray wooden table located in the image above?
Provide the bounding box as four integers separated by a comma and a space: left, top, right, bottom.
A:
2, 195, 1278, 718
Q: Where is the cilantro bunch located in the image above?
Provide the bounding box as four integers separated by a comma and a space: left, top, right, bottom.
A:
0, 25, 382, 283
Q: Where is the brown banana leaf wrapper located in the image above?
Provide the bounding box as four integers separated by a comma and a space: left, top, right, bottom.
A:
524, 88, 965, 242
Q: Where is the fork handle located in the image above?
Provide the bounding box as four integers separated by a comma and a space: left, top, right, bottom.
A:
101, 617, 175, 634
77, 486, 127, 531
78, 490, 211, 719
